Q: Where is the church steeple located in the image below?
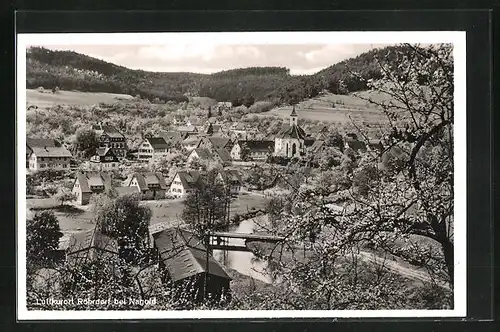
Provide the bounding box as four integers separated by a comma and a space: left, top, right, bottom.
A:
290, 105, 298, 126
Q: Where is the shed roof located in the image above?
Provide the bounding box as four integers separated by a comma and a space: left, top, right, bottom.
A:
153, 228, 231, 282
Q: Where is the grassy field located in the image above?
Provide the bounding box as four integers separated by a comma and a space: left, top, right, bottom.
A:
145, 192, 268, 224
26, 89, 134, 109
26, 192, 269, 232
255, 92, 390, 124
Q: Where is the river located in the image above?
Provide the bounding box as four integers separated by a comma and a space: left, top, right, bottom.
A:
212, 216, 272, 283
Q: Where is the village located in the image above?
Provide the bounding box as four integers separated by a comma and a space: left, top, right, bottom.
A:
26, 99, 391, 308
23, 42, 456, 311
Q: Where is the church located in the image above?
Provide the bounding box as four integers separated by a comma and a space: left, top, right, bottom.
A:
274, 106, 307, 158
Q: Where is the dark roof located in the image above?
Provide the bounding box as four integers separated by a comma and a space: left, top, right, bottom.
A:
214, 148, 232, 163
191, 148, 213, 160
209, 137, 231, 149
159, 131, 187, 144
93, 124, 125, 139
76, 171, 113, 193
277, 124, 307, 140
153, 228, 231, 282
31, 146, 72, 158
96, 147, 113, 157
131, 172, 168, 191
218, 170, 242, 184
237, 140, 274, 153
174, 171, 201, 190
65, 228, 119, 259
310, 139, 325, 152
290, 106, 297, 117
146, 137, 169, 150
26, 138, 60, 148
345, 137, 367, 152
304, 137, 316, 147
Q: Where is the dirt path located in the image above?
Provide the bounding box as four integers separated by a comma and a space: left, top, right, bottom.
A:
357, 250, 450, 290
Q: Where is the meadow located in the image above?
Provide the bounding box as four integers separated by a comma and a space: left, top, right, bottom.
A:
26, 192, 269, 233
26, 89, 134, 109
257, 92, 390, 125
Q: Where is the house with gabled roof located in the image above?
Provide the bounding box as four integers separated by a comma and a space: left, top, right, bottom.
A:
28, 143, 72, 171
181, 135, 201, 151
187, 148, 232, 166
72, 171, 113, 205
230, 140, 274, 161
127, 172, 168, 200
88, 147, 120, 171
169, 170, 201, 198
27, 138, 61, 168
187, 148, 213, 165
152, 227, 231, 303
197, 136, 232, 151
159, 130, 188, 147
92, 122, 127, 159
217, 169, 242, 195
138, 136, 170, 162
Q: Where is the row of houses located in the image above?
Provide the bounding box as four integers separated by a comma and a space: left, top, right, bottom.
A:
27, 110, 384, 172
72, 169, 242, 205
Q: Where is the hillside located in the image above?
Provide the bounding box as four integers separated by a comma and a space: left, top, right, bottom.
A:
26, 89, 134, 109
26, 45, 409, 106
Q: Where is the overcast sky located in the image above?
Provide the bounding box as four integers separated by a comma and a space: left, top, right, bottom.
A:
40, 43, 390, 75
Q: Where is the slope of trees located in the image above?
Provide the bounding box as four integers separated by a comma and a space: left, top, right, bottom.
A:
26, 45, 414, 106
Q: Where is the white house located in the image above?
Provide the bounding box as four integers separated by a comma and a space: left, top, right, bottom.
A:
169, 171, 201, 198
137, 136, 170, 162
72, 172, 112, 205
217, 170, 242, 195
88, 147, 120, 171
28, 145, 72, 171
128, 172, 168, 200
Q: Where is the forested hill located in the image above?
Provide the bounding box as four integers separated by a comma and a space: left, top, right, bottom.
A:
26, 45, 410, 105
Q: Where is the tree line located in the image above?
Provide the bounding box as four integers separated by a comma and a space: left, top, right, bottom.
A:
26, 45, 414, 106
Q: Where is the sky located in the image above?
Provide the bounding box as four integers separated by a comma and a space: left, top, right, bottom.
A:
41, 43, 389, 75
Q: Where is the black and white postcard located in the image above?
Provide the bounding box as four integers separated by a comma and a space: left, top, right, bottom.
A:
17, 31, 466, 319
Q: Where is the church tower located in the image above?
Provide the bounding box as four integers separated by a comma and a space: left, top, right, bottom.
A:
274, 105, 307, 158
290, 106, 298, 126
